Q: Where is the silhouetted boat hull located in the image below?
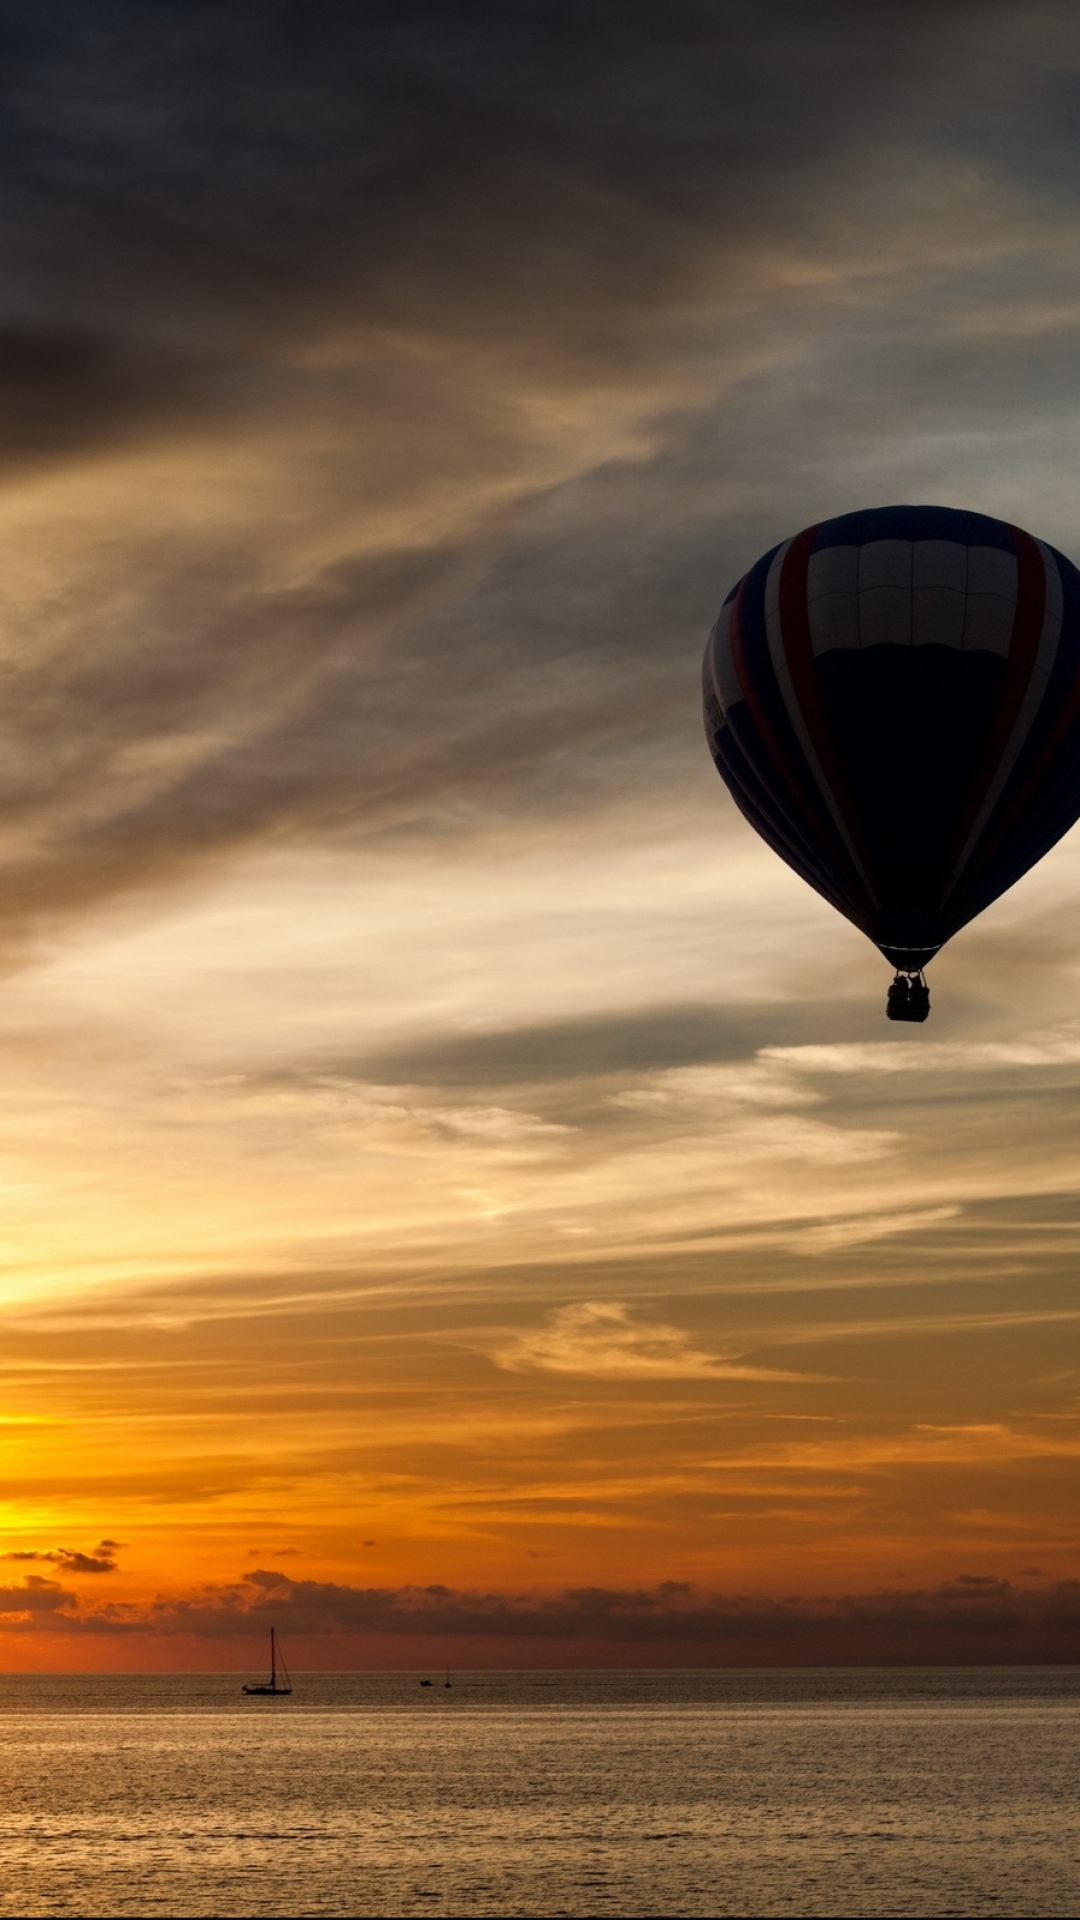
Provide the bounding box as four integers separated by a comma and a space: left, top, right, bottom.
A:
242, 1627, 292, 1696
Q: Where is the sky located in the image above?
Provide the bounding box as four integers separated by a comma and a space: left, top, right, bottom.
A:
5, 0, 1080, 1667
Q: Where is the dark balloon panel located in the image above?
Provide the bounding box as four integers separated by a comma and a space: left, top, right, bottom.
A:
702, 506, 1080, 993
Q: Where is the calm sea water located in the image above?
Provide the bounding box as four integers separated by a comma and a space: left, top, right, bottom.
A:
0, 1668, 1079, 1916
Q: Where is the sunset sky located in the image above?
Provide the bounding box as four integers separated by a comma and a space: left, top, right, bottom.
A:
5, 1, 1080, 1666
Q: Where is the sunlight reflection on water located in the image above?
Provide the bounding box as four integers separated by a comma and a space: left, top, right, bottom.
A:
0, 1669, 1078, 1917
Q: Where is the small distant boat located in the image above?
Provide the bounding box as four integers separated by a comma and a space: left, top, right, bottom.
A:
444, 1667, 451, 1689
419, 1678, 433, 1687
242, 1627, 292, 1697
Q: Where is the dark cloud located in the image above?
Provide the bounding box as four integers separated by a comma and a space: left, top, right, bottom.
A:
57, 1549, 118, 1574
0, 1, 994, 329
0, 1575, 73, 1613
0, 324, 221, 469
0, 1, 1068, 945
1, 1543, 119, 1573
16, 1566, 1080, 1663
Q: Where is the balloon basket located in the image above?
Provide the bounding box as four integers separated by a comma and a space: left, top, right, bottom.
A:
886, 971, 930, 1023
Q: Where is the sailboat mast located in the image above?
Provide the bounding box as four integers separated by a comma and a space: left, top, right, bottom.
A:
271, 1627, 277, 1688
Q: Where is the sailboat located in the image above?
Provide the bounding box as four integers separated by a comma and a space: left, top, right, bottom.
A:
242, 1626, 293, 1696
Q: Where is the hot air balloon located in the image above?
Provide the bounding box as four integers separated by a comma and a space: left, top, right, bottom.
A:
702, 505, 1080, 1021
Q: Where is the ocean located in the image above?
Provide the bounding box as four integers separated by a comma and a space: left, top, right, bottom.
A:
1, 1668, 1078, 1917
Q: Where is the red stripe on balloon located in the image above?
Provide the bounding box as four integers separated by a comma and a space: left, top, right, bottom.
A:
777, 525, 877, 903
726, 577, 798, 805
725, 577, 845, 885
726, 570, 841, 865
946, 526, 1046, 890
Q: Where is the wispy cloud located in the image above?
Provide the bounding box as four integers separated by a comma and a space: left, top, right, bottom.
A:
765, 1028, 1080, 1077
489, 1301, 811, 1381
788, 1206, 961, 1254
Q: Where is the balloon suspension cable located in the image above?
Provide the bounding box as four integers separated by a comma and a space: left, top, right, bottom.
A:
886, 969, 930, 1024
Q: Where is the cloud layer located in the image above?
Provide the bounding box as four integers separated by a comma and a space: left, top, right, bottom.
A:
6, 1565, 1080, 1669
3, 3, 1080, 1645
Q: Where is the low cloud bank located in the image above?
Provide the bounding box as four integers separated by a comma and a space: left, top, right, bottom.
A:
5, 1570, 1080, 1665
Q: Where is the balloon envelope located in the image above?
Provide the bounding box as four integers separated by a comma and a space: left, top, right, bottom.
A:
702, 505, 1080, 970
